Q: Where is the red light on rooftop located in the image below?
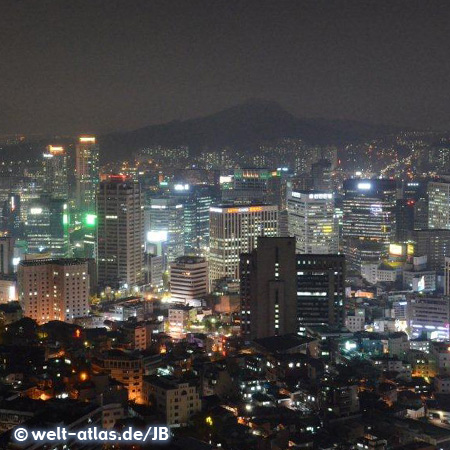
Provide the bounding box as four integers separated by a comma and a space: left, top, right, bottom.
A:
109, 174, 129, 182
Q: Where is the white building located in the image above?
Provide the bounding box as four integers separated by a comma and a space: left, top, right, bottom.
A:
209, 204, 278, 286
170, 256, 208, 304
287, 190, 338, 254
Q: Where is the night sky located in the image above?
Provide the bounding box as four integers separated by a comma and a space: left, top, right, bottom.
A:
1, 0, 450, 134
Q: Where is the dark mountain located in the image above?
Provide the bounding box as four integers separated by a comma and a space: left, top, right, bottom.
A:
99, 100, 400, 162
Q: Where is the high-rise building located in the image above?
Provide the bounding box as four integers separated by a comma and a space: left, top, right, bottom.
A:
240, 237, 297, 339
445, 257, 450, 296
75, 136, 100, 215
25, 196, 69, 257
171, 184, 217, 254
75, 136, 100, 259
97, 176, 144, 290
145, 197, 185, 266
296, 254, 346, 331
18, 258, 90, 324
0, 236, 14, 275
240, 237, 346, 339
287, 189, 338, 254
209, 204, 278, 286
413, 229, 450, 272
342, 179, 396, 257
428, 180, 450, 229
42, 145, 68, 199
1, 193, 22, 238
170, 256, 209, 304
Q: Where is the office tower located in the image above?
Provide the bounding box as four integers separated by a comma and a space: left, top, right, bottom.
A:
25, 196, 69, 257
296, 254, 346, 331
75, 136, 99, 259
75, 136, 99, 214
311, 159, 332, 191
428, 180, 450, 229
222, 168, 271, 204
287, 189, 338, 254
2, 193, 22, 238
145, 197, 185, 265
413, 229, 450, 272
342, 179, 396, 256
42, 145, 68, 199
18, 258, 90, 324
97, 176, 144, 290
395, 199, 416, 242
0, 236, 14, 275
240, 237, 297, 339
170, 256, 209, 304
221, 168, 290, 209
209, 204, 278, 286
171, 184, 217, 254
398, 181, 429, 233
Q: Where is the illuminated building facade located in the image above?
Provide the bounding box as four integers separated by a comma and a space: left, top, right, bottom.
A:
75, 136, 99, 214
296, 254, 346, 332
42, 145, 68, 199
75, 136, 99, 258
428, 180, 450, 229
18, 258, 90, 324
209, 204, 278, 286
169, 256, 209, 304
287, 189, 338, 254
171, 184, 217, 254
145, 196, 184, 266
407, 295, 450, 340
342, 178, 396, 257
2, 193, 22, 238
25, 196, 69, 257
97, 176, 144, 290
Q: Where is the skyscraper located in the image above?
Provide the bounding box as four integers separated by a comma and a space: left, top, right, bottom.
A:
413, 229, 450, 272
42, 145, 68, 199
75, 136, 100, 259
428, 180, 450, 229
296, 254, 346, 331
209, 204, 278, 287
97, 176, 144, 290
240, 237, 346, 339
240, 237, 297, 339
287, 189, 338, 254
342, 179, 396, 255
75, 136, 99, 213
171, 184, 217, 254
25, 196, 69, 257
2, 193, 22, 238
145, 196, 185, 266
